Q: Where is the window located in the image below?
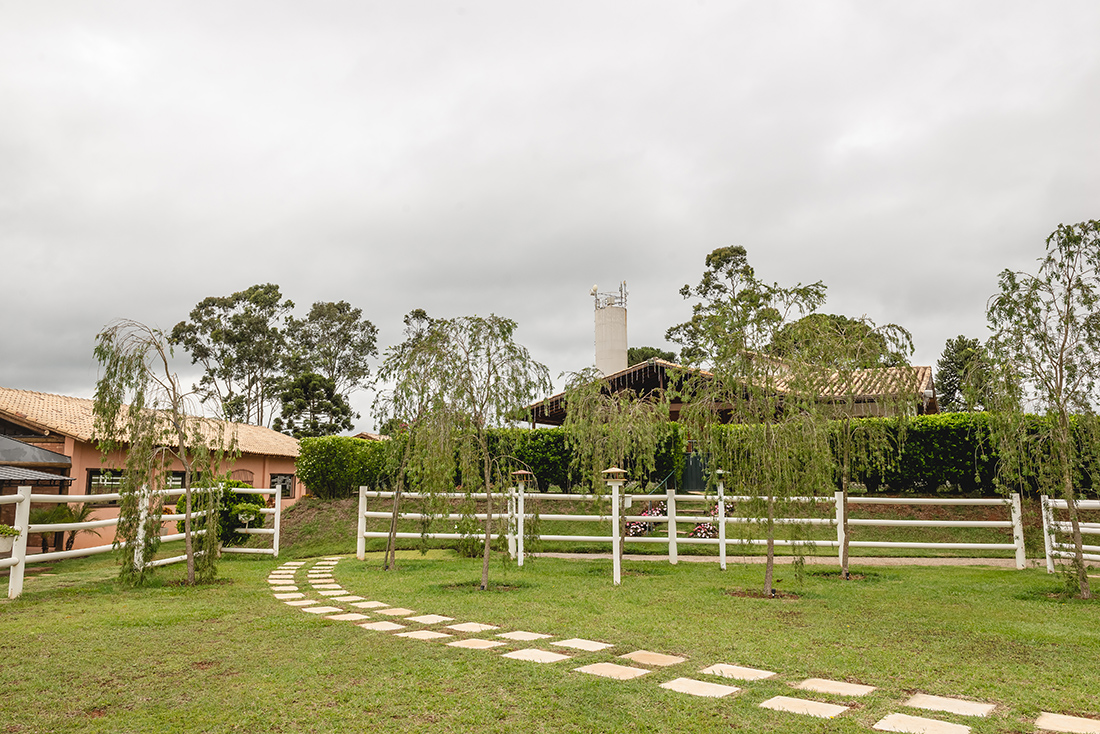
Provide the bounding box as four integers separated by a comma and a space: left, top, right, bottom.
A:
87, 470, 186, 505
271, 474, 295, 500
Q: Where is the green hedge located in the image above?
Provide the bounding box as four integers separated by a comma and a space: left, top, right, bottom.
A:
297, 436, 388, 499
299, 414, 1093, 498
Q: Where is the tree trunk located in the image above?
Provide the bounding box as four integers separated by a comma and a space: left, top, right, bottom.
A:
480, 451, 492, 591
841, 417, 851, 580
1058, 419, 1091, 599
384, 484, 402, 571
763, 494, 776, 597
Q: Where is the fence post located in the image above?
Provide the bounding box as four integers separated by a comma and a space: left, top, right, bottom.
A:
716, 473, 727, 571
667, 488, 678, 565
1040, 495, 1055, 574
7, 486, 30, 599
604, 468, 626, 585
272, 487, 282, 558
1010, 493, 1025, 570
835, 490, 845, 566
512, 473, 530, 572
507, 486, 517, 560
356, 486, 367, 561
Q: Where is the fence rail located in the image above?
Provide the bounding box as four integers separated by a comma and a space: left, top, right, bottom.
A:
357, 482, 1027, 580
2, 484, 282, 599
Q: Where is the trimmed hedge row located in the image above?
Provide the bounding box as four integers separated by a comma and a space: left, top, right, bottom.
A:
296, 414, 1091, 498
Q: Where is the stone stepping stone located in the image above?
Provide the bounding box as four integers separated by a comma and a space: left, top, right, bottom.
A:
375, 607, 416, 616
273, 593, 304, 600
351, 601, 389, 609
502, 648, 571, 663
447, 622, 499, 633
905, 694, 995, 718
359, 621, 405, 631
1036, 712, 1100, 733
396, 630, 452, 640
497, 631, 552, 641
285, 599, 319, 607
302, 606, 344, 615
448, 638, 506, 650
620, 650, 686, 667
332, 595, 365, 602
318, 590, 349, 597
795, 678, 876, 696
311, 584, 342, 590
406, 614, 454, 624
282, 561, 306, 565
660, 677, 740, 698
575, 662, 649, 680
323, 556, 343, 560
760, 696, 849, 719
325, 613, 370, 622
307, 574, 334, 579
874, 713, 970, 734
552, 638, 614, 652
701, 663, 776, 681
268, 579, 295, 584
271, 586, 298, 592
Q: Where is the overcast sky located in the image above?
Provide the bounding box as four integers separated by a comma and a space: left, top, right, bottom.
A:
2, 1, 1098, 432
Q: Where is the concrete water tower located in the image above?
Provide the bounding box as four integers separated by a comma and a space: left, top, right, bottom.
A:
592, 281, 628, 376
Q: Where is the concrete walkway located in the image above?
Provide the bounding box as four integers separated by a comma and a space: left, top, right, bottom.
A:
267, 557, 1100, 734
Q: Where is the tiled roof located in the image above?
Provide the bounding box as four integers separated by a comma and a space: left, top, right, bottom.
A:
0, 386, 298, 459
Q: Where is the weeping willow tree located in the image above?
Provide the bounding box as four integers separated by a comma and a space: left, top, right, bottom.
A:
374, 310, 551, 589
560, 366, 673, 490
983, 220, 1100, 599
92, 319, 232, 585
667, 246, 834, 596
559, 366, 675, 575
783, 314, 917, 579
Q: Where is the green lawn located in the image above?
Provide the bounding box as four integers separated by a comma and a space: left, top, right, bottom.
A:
1, 545, 1097, 733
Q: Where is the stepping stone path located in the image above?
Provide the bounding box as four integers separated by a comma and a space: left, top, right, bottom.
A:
266, 556, 1100, 731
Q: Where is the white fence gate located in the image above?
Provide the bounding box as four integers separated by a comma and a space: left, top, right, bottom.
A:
1, 484, 281, 600
1039, 495, 1100, 572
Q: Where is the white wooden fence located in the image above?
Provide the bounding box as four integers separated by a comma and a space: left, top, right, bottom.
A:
1039, 495, 1100, 572
357, 478, 1027, 583
1, 484, 281, 600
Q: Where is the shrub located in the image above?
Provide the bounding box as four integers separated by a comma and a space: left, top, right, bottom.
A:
297, 436, 389, 499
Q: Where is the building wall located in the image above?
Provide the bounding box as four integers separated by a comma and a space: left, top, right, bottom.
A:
6, 436, 299, 551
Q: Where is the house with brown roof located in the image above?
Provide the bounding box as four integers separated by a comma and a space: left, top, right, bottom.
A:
0, 386, 301, 550
528, 358, 937, 426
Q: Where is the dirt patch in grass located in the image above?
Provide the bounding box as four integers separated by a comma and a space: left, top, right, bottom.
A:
725, 587, 800, 600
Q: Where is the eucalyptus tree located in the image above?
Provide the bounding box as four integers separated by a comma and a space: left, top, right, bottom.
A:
93, 319, 230, 585
667, 246, 832, 596
286, 300, 378, 404
170, 283, 294, 427
375, 311, 552, 589
986, 220, 1100, 599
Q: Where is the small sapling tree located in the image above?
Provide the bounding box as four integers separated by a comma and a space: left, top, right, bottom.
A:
668, 246, 833, 596
986, 220, 1100, 599
375, 312, 551, 589
93, 319, 232, 585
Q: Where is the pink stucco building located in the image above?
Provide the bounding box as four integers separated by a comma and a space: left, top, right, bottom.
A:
0, 386, 300, 550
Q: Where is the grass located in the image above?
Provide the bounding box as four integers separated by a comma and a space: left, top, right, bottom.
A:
2, 537, 1098, 733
